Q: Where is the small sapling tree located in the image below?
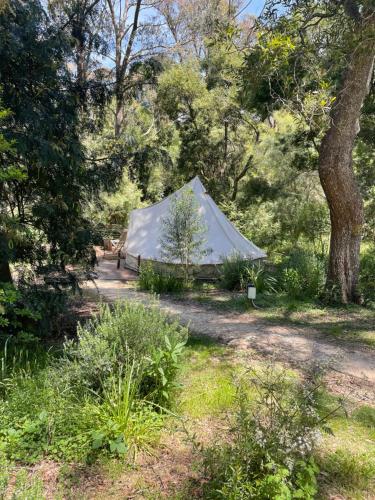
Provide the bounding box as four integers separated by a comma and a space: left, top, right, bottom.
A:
159, 188, 209, 282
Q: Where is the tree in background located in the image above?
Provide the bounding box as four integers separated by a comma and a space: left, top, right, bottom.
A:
0, 0, 118, 279
159, 188, 208, 281
104, 0, 175, 137
48, 0, 110, 119
0, 100, 17, 283
156, 60, 261, 201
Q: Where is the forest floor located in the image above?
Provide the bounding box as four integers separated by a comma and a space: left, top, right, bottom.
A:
9, 259, 375, 499
44, 328, 375, 500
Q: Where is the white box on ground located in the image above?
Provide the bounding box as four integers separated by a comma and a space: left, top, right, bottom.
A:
247, 284, 256, 300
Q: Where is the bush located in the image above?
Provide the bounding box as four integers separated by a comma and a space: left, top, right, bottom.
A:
65, 301, 188, 397
220, 255, 276, 292
0, 301, 187, 464
139, 261, 184, 294
359, 249, 375, 301
220, 255, 251, 290
278, 249, 326, 299
202, 363, 340, 499
0, 283, 40, 340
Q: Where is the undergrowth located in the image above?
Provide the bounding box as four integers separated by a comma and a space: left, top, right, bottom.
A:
0, 301, 187, 467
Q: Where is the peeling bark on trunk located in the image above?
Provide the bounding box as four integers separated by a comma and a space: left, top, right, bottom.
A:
318, 15, 375, 303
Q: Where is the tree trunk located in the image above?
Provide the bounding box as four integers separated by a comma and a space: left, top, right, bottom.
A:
115, 91, 124, 137
318, 17, 375, 303
0, 233, 12, 283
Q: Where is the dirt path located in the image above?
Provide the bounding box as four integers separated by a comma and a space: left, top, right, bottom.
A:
85, 273, 375, 389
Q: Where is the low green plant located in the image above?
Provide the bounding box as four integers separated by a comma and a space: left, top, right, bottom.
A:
139, 261, 184, 294
0, 300, 187, 465
240, 262, 278, 293
320, 449, 375, 493
202, 363, 341, 499
278, 249, 326, 299
220, 255, 276, 293
353, 405, 375, 428
220, 254, 251, 290
0, 450, 45, 499
0, 450, 11, 498
89, 361, 162, 458
65, 300, 188, 394
142, 335, 186, 407
0, 337, 50, 396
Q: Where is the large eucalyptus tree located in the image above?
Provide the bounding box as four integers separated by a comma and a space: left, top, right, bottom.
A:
244, 0, 375, 303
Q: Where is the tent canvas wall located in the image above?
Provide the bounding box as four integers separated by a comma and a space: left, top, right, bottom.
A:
122, 176, 266, 275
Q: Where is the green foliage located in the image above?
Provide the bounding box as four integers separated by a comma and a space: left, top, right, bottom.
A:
87, 170, 144, 227
220, 254, 253, 291
142, 335, 186, 407
0, 275, 80, 340
202, 363, 340, 499
279, 250, 326, 299
220, 255, 276, 293
353, 405, 375, 429
67, 301, 187, 394
160, 187, 209, 280
139, 261, 184, 294
0, 452, 45, 500
0, 302, 187, 464
320, 450, 375, 493
359, 249, 375, 302
0, 1, 118, 279
0, 284, 40, 336
0, 337, 49, 396
89, 362, 162, 457
281, 268, 304, 298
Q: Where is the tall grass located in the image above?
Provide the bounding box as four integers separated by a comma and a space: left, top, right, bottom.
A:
0, 337, 50, 396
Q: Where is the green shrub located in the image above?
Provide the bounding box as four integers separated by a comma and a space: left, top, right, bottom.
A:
240, 262, 278, 293
279, 249, 326, 299
0, 284, 40, 339
353, 405, 375, 428
220, 254, 251, 290
0, 301, 187, 464
139, 261, 184, 294
220, 255, 276, 292
65, 301, 188, 396
202, 363, 339, 499
282, 268, 304, 298
359, 249, 375, 301
142, 334, 186, 406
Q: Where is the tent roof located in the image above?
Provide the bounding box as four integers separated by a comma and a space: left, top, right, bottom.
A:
123, 176, 266, 265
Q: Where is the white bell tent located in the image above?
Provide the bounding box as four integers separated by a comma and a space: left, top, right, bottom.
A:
122, 176, 266, 272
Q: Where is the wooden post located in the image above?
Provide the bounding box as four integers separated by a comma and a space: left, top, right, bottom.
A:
117, 250, 121, 269
137, 254, 141, 271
